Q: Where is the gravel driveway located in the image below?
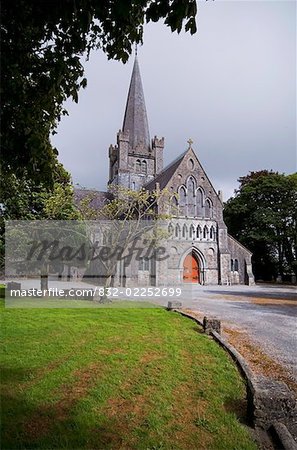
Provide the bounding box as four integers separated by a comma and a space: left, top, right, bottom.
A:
153, 284, 297, 382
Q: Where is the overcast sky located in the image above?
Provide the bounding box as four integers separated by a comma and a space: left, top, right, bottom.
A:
52, 0, 296, 200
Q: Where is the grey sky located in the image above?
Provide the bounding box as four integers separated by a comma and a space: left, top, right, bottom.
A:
52, 0, 296, 200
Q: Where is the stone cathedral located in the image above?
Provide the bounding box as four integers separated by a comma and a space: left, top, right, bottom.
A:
77, 56, 254, 286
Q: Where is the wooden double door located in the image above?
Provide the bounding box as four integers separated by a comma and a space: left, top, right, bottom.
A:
183, 253, 200, 283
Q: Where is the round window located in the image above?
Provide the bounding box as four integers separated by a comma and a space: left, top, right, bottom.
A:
188, 158, 194, 170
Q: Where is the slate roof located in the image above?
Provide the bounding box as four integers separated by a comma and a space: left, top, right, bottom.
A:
122, 56, 150, 151
144, 149, 188, 191
74, 189, 112, 209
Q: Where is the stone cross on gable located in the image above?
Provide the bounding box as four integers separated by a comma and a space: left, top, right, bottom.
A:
187, 138, 193, 148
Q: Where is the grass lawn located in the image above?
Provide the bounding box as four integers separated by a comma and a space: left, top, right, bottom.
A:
1, 300, 257, 450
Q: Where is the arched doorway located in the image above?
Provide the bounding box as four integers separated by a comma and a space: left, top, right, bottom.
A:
183, 252, 200, 283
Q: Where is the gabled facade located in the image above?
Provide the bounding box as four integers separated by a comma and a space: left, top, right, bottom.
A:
79, 56, 255, 286
143, 146, 254, 286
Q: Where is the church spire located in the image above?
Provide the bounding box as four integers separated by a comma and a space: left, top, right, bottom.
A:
122, 56, 150, 151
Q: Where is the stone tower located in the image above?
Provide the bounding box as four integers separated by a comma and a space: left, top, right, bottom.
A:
108, 56, 164, 190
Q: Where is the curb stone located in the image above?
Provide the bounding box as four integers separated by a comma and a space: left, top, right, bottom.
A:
172, 309, 297, 449
270, 422, 297, 450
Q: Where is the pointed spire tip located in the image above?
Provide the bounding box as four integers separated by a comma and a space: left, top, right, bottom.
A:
122, 51, 150, 150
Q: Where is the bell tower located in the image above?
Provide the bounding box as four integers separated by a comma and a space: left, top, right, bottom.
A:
108, 56, 164, 190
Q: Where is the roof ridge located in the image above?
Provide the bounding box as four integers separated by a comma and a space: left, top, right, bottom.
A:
146, 148, 188, 184
144, 148, 189, 191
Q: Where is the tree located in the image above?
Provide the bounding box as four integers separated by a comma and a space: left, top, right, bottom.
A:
5, 219, 88, 293
1, 0, 198, 186
77, 184, 172, 300
224, 171, 297, 282
40, 181, 83, 290
2, 0, 197, 288
0, 158, 81, 283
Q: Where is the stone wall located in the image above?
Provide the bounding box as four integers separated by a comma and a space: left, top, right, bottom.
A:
227, 235, 255, 285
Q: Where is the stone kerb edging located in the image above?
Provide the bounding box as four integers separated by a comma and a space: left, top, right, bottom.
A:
170, 308, 297, 448
209, 330, 297, 444
270, 421, 297, 450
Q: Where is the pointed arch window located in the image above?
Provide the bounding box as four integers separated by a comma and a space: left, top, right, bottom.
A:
234, 259, 239, 271
210, 226, 215, 240
136, 159, 141, 173
196, 188, 204, 217
179, 186, 187, 216
187, 177, 196, 217
171, 196, 178, 215
205, 198, 213, 218
182, 224, 188, 239
175, 224, 181, 238
179, 186, 187, 203
168, 223, 174, 237
189, 224, 195, 239
187, 176, 196, 194
196, 225, 202, 239
141, 160, 147, 174
203, 225, 208, 239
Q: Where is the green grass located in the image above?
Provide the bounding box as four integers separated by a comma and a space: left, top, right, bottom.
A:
0, 284, 5, 298
0, 300, 257, 450
5, 298, 160, 308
